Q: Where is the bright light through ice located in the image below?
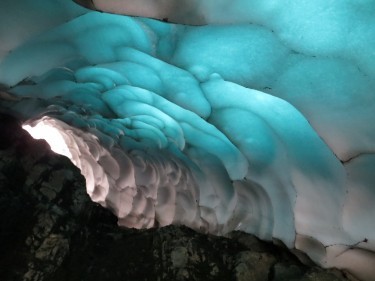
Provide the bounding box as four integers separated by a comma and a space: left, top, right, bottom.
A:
22, 121, 73, 159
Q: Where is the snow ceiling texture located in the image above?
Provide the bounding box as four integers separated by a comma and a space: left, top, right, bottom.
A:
0, 0, 375, 280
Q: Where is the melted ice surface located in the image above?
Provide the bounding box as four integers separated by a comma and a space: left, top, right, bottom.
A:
1, 1, 375, 280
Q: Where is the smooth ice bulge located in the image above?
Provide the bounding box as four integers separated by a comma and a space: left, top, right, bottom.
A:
0, 1, 374, 280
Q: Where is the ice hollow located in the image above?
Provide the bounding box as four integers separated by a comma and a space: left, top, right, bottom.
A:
1, 1, 375, 280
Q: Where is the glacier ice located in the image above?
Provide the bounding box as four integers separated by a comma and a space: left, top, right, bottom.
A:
1, 0, 375, 280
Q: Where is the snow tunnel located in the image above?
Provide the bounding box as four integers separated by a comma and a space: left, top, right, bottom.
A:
1, 1, 375, 280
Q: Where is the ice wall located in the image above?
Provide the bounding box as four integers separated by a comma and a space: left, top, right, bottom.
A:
0, 1, 375, 280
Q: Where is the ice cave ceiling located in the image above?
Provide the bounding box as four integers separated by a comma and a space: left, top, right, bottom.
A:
0, 0, 375, 280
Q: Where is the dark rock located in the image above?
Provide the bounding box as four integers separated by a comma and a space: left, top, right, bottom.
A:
234, 251, 276, 281
272, 263, 304, 281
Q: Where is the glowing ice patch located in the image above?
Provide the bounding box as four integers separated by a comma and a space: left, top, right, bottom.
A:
22, 121, 73, 159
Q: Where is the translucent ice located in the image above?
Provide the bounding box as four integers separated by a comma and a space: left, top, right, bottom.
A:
1, 1, 374, 280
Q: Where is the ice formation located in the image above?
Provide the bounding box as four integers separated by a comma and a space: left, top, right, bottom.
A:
0, 0, 375, 280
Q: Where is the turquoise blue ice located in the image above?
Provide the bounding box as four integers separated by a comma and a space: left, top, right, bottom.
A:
0, 1, 374, 280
